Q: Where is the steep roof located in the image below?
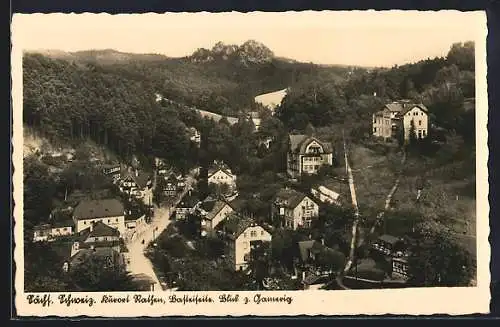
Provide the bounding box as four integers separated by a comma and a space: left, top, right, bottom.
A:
208, 162, 234, 178
88, 221, 120, 238
176, 192, 201, 208
204, 201, 232, 221
224, 215, 256, 240
274, 188, 309, 209
288, 134, 333, 154
383, 101, 428, 116
73, 198, 124, 220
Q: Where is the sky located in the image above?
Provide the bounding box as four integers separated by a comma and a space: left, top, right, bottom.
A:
12, 11, 486, 67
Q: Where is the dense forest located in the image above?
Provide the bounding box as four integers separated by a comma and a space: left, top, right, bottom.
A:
276, 41, 475, 144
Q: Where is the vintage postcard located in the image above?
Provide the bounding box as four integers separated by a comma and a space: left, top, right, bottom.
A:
11, 10, 490, 316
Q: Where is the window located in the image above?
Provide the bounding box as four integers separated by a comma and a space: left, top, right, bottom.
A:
418, 120, 422, 126
373, 127, 377, 133
64, 227, 68, 231
108, 219, 111, 223
84, 221, 87, 225
116, 218, 119, 222
250, 231, 257, 237
243, 232, 247, 238
261, 231, 264, 236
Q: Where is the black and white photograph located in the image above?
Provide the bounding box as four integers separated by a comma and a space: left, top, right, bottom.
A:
12, 11, 489, 316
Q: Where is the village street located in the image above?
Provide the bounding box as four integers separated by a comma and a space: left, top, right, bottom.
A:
124, 172, 196, 291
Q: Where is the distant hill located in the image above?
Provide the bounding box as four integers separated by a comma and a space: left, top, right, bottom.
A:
25, 41, 354, 117
26, 49, 169, 64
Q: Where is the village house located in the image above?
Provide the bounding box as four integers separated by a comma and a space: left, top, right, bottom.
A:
372, 100, 429, 142
272, 187, 319, 230
64, 242, 125, 275
119, 169, 153, 199
310, 180, 342, 206
175, 190, 201, 220
371, 234, 406, 256
102, 163, 122, 183
208, 160, 237, 192
33, 220, 75, 242
297, 238, 346, 288
222, 214, 272, 271
163, 174, 179, 197
196, 196, 234, 237
72, 198, 126, 235
68, 221, 124, 257
124, 211, 146, 230
286, 134, 334, 179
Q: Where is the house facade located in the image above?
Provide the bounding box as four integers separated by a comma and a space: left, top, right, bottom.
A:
208, 161, 237, 191
372, 100, 429, 142
69, 221, 122, 257
223, 216, 272, 271
72, 198, 126, 235
287, 135, 334, 179
119, 170, 152, 198
197, 197, 234, 236
125, 213, 146, 230
175, 191, 201, 220
33, 221, 74, 242
272, 188, 319, 230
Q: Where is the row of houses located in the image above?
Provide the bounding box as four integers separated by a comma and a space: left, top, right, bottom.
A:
33, 198, 147, 242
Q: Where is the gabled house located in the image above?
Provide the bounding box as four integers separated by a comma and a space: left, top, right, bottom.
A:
287, 134, 334, 179
372, 100, 429, 142
310, 180, 342, 206
163, 174, 179, 197
208, 161, 237, 191
119, 170, 153, 199
196, 196, 234, 236
69, 221, 122, 257
222, 214, 272, 271
72, 198, 126, 235
175, 190, 201, 220
272, 188, 319, 230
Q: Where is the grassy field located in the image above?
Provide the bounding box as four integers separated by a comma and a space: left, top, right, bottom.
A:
336, 140, 476, 258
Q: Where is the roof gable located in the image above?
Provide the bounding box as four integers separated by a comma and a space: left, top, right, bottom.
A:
274, 188, 312, 209
88, 221, 120, 238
